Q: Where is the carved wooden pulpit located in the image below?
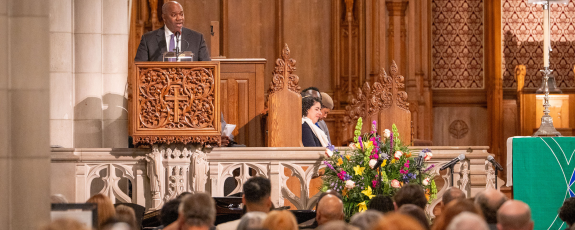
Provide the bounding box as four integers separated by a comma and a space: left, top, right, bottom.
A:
129, 62, 221, 146
342, 61, 412, 144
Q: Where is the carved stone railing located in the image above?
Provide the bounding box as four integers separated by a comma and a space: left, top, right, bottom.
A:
51, 146, 501, 216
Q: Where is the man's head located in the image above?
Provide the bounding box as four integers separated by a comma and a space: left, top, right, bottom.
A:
301, 87, 322, 99
559, 197, 575, 227
178, 193, 216, 229
442, 187, 466, 207
349, 210, 383, 230
475, 188, 508, 224
446, 212, 489, 230
497, 200, 533, 230
160, 199, 181, 226
242, 176, 272, 212
162, 1, 184, 33
368, 195, 395, 214
316, 194, 344, 226
394, 184, 428, 209
320, 92, 333, 120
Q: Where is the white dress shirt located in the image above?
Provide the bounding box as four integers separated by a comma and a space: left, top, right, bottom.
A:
164, 25, 181, 52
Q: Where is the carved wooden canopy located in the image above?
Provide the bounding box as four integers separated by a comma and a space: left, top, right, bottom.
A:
129, 62, 221, 146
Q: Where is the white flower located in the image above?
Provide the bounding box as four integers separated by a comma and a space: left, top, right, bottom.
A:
369, 159, 378, 169
422, 178, 430, 186
424, 152, 433, 161
383, 129, 391, 138
325, 148, 333, 157
349, 143, 356, 150
345, 180, 355, 189
391, 179, 401, 188
394, 150, 403, 160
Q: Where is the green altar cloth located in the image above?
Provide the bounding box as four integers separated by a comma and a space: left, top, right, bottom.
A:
513, 137, 575, 230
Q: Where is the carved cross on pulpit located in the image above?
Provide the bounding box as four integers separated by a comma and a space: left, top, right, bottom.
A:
165, 85, 188, 123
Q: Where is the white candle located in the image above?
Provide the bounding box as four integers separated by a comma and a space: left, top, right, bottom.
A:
543, 4, 550, 68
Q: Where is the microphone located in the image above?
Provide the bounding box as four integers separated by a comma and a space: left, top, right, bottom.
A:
440, 154, 465, 170
417, 151, 425, 167
174, 31, 181, 60
487, 155, 503, 171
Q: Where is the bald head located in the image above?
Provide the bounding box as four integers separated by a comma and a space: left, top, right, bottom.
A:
497, 200, 533, 230
162, 1, 182, 14
161, 1, 184, 33
316, 194, 344, 226
442, 187, 466, 206
476, 189, 507, 224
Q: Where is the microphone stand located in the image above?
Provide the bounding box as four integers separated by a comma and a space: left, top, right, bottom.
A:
415, 158, 423, 184
495, 168, 499, 189
175, 32, 180, 62
449, 164, 455, 187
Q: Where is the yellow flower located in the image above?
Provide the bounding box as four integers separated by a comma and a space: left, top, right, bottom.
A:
391, 159, 396, 164
345, 155, 351, 161
337, 158, 343, 166
357, 201, 367, 212
355, 142, 362, 149
353, 165, 365, 176
362, 186, 376, 199
342, 188, 348, 197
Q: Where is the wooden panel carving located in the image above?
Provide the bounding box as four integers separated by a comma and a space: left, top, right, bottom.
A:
267, 44, 302, 147
129, 62, 221, 146
342, 61, 411, 145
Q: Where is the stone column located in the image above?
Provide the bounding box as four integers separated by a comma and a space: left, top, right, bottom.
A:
0, 0, 51, 229
102, 0, 129, 147
50, 0, 74, 147
74, 0, 103, 147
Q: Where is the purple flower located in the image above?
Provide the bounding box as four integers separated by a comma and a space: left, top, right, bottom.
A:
327, 144, 335, 151
390, 133, 394, 150
423, 164, 435, 173
323, 161, 336, 171
359, 136, 363, 150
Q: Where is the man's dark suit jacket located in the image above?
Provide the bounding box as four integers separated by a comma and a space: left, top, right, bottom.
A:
134, 26, 211, 62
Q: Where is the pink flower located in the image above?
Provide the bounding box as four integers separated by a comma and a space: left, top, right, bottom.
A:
338, 171, 347, 181
372, 180, 378, 188
394, 150, 403, 160
391, 179, 401, 188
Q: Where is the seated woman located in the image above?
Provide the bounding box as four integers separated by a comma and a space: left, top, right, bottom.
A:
302, 97, 329, 147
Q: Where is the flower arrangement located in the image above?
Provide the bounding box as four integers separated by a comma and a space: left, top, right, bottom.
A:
321, 118, 437, 219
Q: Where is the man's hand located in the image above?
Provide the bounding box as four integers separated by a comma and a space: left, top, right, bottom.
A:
221, 135, 230, 147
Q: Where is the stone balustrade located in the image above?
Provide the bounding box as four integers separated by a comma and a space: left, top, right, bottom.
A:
51, 146, 501, 218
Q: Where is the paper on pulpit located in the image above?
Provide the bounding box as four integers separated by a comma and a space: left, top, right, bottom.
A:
222, 124, 236, 137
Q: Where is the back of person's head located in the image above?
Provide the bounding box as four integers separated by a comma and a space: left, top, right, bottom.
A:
431, 199, 483, 230
115, 205, 137, 230
349, 210, 383, 230
301, 87, 321, 99
50, 194, 68, 204
315, 190, 343, 210
320, 92, 334, 110
87, 194, 116, 230
446, 212, 489, 230
442, 187, 466, 206
398, 204, 430, 230
100, 217, 133, 230
243, 176, 272, 204
394, 184, 428, 209
497, 200, 533, 230
237, 211, 268, 230
474, 188, 507, 224
316, 194, 344, 226
373, 213, 425, 230
160, 199, 181, 226
560, 197, 575, 227
41, 218, 90, 230
316, 220, 357, 230
262, 210, 298, 230
178, 192, 216, 228
368, 195, 395, 214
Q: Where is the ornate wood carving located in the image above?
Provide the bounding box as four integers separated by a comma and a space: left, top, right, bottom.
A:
130, 62, 221, 146
269, 44, 301, 95
449, 120, 469, 139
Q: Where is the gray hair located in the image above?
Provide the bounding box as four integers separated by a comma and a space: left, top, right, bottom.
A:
237, 212, 268, 230
349, 210, 383, 230
178, 193, 216, 227
446, 212, 489, 230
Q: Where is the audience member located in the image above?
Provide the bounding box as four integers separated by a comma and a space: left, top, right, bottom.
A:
41, 218, 90, 230
164, 192, 216, 230
373, 213, 426, 230
560, 197, 575, 229
217, 176, 272, 230
394, 184, 428, 209
431, 199, 483, 230
442, 187, 466, 207
475, 189, 507, 230
154, 199, 182, 230
100, 217, 133, 230
446, 212, 489, 230
316, 194, 344, 226
115, 205, 137, 230
87, 194, 116, 230
50, 194, 68, 203
262, 210, 298, 230
399, 204, 430, 230
368, 195, 395, 213
349, 210, 383, 230
299, 190, 343, 229
237, 211, 268, 230
317, 220, 358, 230
497, 200, 533, 230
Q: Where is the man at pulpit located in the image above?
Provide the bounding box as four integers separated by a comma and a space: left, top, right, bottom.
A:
134, 1, 210, 62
